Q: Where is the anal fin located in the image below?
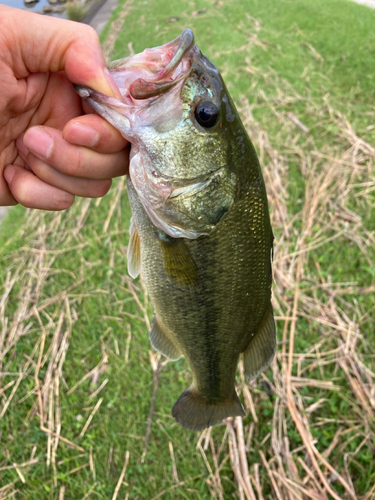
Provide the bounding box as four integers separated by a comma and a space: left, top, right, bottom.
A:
243, 306, 276, 380
149, 314, 181, 361
127, 217, 141, 279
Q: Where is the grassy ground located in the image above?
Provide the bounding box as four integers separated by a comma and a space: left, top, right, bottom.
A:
1, 0, 375, 498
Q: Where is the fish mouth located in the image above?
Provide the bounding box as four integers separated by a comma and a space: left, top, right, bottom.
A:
128, 29, 195, 99
75, 30, 199, 141
107, 29, 198, 106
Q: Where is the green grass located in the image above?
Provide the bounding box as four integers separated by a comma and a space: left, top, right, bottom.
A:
1, 0, 375, 498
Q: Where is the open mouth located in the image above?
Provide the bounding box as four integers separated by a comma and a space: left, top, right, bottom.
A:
75, 29, 199, 116
128, 29, 195, 99
107, 29, 197, 106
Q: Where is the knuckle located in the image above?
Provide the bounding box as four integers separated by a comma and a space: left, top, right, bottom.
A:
83, 25, 101, 46
66, 149, 84, 177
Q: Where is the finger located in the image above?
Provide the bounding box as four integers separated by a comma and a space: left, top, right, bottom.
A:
63, 114, 128, 154
17, 150, 112, 198
0, 173, 18, 207
4, 165, 74, 210
2, 5, 120, 98
20, 126, 129, 179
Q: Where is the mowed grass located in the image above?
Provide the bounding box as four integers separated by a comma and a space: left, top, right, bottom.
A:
1, 0, 375, 499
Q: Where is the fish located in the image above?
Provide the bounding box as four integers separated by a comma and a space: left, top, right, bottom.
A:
76, 29, 276, 431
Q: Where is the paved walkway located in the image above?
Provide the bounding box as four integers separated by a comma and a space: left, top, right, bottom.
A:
351, 0, 375, 6
83, 0, 119, 34
0, 207, 8, 222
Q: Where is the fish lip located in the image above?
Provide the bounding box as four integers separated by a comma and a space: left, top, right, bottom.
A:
143, 167, 218, 205
144, 160, 214, 194
75, 85, 129, 111
143, 168, 207, 206
167, 168, 226, 200
168, 178, 210, 199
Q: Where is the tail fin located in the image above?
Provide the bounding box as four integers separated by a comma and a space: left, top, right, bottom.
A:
171, 387, 245, 431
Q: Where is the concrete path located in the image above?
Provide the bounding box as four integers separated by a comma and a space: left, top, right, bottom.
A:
0, 207, 8, 222
351, 0, 375, 7
83, 0, 119, 34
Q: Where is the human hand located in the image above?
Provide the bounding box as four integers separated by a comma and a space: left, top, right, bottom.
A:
0, 6, 129, 210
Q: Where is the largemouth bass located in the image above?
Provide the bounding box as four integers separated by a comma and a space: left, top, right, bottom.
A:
76, 29, 276, 431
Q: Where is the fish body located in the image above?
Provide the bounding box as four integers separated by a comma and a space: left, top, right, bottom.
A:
76, 30, 276, 431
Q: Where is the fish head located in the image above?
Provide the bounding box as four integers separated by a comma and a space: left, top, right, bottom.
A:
76, 29, 242, 239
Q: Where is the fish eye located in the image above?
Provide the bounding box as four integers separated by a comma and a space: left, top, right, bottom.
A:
194, 101, 219, 128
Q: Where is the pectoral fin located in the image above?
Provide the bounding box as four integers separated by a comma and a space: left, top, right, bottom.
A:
127, 218, 141, 279
243, 306, 276, 380
149, 314, 181, 361
158, 234, 199, 288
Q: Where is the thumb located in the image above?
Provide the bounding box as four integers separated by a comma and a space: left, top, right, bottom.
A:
1, 5, 120, 98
